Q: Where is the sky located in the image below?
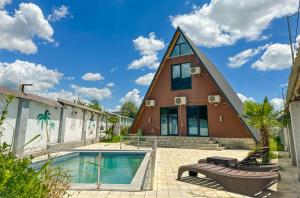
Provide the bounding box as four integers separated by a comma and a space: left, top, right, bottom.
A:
0, 0, 299, 112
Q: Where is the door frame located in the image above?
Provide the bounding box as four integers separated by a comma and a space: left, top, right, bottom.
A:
160, 107, 179, 136
186, 105, 209, 137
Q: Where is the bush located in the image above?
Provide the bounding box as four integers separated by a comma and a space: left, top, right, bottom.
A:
0, 96, 70, 197
270, 135, 284, 151
0, 143, 70, 198
137, 129, 143, 136
120, 126, 129, 136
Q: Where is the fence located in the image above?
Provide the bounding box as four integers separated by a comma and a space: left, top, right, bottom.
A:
119, 136, 157, 190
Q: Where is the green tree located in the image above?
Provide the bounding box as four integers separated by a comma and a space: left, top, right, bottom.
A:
120, 102, 138, 118
88, 99, 102, 111
244, 97, 282, 163
74, 97, 87, 106
108, 115, 119, 135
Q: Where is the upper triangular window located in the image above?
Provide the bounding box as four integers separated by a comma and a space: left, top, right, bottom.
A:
170, 34, 194, 57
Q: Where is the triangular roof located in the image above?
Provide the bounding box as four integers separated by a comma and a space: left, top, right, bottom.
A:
131, 27, 261, 142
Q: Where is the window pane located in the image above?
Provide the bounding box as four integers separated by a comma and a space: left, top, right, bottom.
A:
181, 63, 191, 78
200, 119, 208, 136
181, 43, 193, 55
172, 65, 181, 90
169, 114, 178, 135
199, 106, 208, 136
172, 65, 180, 78
187, 107, 198, 135
177, 35, 186, 44
170, 45, 180, 57
181, 63, 191, 89
160, 109, 168, 135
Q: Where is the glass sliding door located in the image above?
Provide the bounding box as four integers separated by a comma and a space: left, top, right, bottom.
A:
187, 106, 208, 136
160, 107, 178, 135
187, 107, 198, 135
199, 106, 208, 136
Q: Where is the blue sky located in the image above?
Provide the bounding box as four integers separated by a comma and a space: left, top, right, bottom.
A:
0, 0, 298, 111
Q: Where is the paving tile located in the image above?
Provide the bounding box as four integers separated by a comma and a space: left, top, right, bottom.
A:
66, 144, 298, 198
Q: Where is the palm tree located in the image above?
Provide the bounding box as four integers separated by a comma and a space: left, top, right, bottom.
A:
37, 110, 54, 158
108, 115, 119, 137
243, 97, 282, 163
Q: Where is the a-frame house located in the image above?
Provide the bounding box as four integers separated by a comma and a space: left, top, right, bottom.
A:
130, 27, 260, 143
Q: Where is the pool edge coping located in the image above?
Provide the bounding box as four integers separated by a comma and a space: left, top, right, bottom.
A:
62, 149, 152, 191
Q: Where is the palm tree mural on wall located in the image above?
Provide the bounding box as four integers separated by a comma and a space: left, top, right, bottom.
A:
88, 114, 96, 135
37, 110, 55, 157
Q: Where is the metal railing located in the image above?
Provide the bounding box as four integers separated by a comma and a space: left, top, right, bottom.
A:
119, 135, 158, 190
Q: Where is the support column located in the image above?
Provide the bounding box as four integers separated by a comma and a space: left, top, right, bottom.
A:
58, 107, 66, 143
12, 99, 29, 155
96, 113, 100, 141
283, 127, 290, 152
288, 122, 297, 166
289, 101, 300, 181
81, 110, 87, 145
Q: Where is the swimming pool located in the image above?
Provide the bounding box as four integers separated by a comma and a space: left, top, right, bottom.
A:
33, 150, 151, 191
55, 152, 145, 184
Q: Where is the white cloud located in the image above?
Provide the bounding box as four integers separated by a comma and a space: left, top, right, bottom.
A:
128, 32, 165, 70
47, 5, 69, 22
0, 0, 11, 9
251, 43, 292, 71
106, 105, 121, 113
280, 83, 288, 87
40, 89, 78, 101
106, 82, 115, 87
237, 93, 255, 103
0, 2, 54, 54
228, 44, 269, 68
0, 60, 63, 93
82, 72, 104, 81
120, 89, 143, 106
270, 98, 284, 111
171, 0, 298, 47
110, 67, 118, 73
135, 73, 154, 86
64, 76, 74, 80
71, 85, 111, 100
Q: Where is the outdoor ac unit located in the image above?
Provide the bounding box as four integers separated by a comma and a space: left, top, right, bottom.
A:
208, 95, 221, 103
145, 99, 156, 107
174, 97, 187, 105
190, 67, 201, 75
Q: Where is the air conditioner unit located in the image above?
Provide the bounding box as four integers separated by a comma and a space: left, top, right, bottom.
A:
208, 95, 221, 103
174, 97, 187, 105
145, 100, 156, 107
190, 67, 201, 75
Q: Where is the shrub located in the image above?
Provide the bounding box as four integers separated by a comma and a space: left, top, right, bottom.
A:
0, 96, 70, 197
120, 126, 129, 136
137, 129, 143, 136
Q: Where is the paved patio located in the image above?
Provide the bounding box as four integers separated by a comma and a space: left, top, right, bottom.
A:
66, 143, 300, 198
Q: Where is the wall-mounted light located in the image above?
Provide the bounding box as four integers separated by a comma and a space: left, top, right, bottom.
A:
219, 114, 223, 122
148, 117, 151, 124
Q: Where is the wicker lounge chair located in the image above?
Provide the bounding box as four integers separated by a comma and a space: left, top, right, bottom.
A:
177, 163, 279, 196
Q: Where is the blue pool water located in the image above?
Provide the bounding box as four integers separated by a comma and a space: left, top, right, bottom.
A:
46, 152, 145, 184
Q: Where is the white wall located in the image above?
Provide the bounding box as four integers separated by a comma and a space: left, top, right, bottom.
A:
85, 111, 97, 140
64, 106, 84, 142
24, 101, 60, 154
0, 94, 19, 145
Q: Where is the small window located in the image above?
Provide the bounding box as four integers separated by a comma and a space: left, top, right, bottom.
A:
171, 63, 192, 90
170, 34, 194, 57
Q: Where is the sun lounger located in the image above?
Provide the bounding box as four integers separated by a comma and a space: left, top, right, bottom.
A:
198, 147, 270, 167
177, 163, 279, 196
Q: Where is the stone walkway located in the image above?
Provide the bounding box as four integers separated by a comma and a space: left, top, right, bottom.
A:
66, 143, 299, 198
